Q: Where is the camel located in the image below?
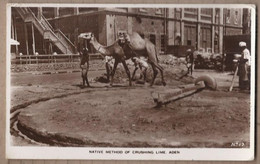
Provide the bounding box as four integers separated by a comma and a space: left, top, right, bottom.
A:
78, 32, 132, 87
118, 32, 166, 86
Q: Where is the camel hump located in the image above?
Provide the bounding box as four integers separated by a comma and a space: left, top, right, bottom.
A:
128, 32, 146, 50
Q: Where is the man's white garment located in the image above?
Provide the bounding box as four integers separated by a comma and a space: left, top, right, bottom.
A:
133, 57, 149, 69
105, 56, 114, 68
242, 48, 251, 66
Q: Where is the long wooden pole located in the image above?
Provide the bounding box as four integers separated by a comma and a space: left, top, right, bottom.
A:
24, 23, 29, 55
229, 65, 239, 92
32, 23, 35, 55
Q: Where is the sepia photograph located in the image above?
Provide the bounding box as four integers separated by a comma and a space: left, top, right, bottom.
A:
6, 3, 255, 160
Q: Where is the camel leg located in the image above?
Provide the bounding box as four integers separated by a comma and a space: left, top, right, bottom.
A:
82, 77, 85, 87
110, 60, 119, 86
81, 69, 85, 87
121, 60, 132, 86
132, 67, 138, 81
105, 63, 110, 82
190, 63, 193, 75
85, 76, 90, 87
152, 62, 166, 86
150, 64, 158, 86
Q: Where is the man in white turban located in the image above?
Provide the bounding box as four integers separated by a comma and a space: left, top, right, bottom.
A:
238, 41, 251, 90
186, 49, 194, 75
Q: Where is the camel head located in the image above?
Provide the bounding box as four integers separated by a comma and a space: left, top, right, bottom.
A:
78, 32, 95, 43
118, 32, 130, 45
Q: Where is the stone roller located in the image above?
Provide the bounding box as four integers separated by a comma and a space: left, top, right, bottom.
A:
152, 75, 217, 107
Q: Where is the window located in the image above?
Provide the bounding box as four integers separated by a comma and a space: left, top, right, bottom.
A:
234, 10, 239, 24
184, 8, 197, 13
155, 8, 163, 15
59, 8, 74, 16
201, 8, 212, 15
200, 27, 211, 50
42, 8, 55, 19
184, 24, 196, 47
139, 8, 147, 13
79, 8, 98, 13
215, 9, 220, 24
175, 8, 181, 19
161, 35, 165, 52
226, 9, 231, 24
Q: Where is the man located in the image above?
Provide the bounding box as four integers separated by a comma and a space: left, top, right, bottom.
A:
131, 56, 149, 82
79, 40, 90, 87
238, 41, 251, 90
186, 49, 194, 75
104, 56, 114, 81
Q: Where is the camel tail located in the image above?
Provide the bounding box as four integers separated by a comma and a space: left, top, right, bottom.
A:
154, 46, 159, 62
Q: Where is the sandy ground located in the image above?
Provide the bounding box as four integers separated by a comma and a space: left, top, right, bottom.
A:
10, 62, 251, 148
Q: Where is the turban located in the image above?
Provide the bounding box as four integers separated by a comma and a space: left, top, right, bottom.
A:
239, 42, 246, 47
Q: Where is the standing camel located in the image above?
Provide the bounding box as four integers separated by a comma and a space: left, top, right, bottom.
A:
78, 32, 132, 87
119, 32, 166, 86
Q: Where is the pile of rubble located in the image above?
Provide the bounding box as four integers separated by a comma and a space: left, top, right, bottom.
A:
162, 55, 187, 66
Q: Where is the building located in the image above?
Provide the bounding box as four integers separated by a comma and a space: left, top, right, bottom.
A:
11, 7, 251, 55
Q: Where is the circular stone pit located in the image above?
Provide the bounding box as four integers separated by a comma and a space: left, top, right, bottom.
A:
17, 85, 250, 147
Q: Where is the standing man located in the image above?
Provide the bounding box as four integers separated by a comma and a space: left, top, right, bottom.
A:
104, 56, 114, 82
186, 49, 194, 75
238, 41, 251, 90
79, 39, 90, 87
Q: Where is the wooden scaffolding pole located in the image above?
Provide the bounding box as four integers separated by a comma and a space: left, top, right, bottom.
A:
24, 23, 29, 55
31, 23, 35, 55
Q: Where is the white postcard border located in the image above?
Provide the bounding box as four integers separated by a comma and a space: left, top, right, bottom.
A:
6, 3, 256, 161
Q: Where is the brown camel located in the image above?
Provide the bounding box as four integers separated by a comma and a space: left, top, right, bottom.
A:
118, 32, 166, 86
78, 32, 132, 87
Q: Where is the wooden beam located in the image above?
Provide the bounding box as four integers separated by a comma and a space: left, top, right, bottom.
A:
197, 8, 201, 50
24, 23, 29, 55
219, 8, 224, 54
212, 8, 215, 53
74, 7, 79, 15
180, 8, 184, 45
37, 7, 42, 19
31, 23, 35, 55
13, 14, 19, 54
54, 7, 59, 18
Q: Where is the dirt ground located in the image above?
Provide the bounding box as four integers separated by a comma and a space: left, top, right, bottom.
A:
11, 61, 251, 148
